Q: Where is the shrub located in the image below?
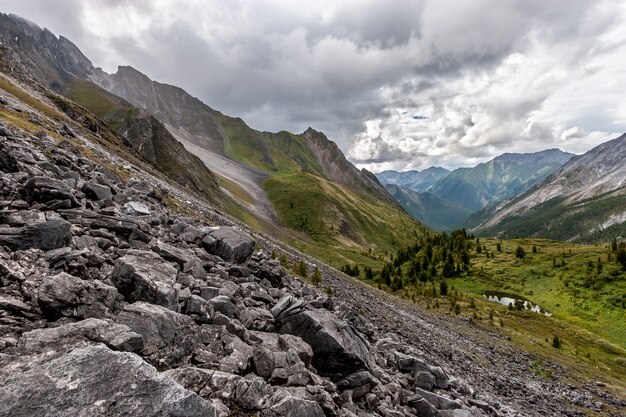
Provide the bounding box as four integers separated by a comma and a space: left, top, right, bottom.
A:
552, 335, 562, 348
311, 267, 322, 287
515, 246, 526, 259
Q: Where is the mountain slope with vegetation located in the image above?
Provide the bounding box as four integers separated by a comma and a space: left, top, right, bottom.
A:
428, 149, 574, 212
474, 134, 626, 242
384, 184, 473, 231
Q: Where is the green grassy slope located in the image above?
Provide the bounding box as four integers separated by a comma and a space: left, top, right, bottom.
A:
264, 172, 428, 268
475, 191, 626, 242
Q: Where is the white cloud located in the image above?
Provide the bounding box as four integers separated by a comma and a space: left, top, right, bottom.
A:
0, 0, 624, 170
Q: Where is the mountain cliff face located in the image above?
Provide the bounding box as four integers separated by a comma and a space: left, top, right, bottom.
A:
376, 167, 450, 193
474, 134, 626, 241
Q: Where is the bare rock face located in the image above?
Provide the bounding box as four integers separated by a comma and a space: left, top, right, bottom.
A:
202, 227, 255, 264
37, 272, 118, 319
0, 219, 72, 251
0, 345, 217, 417
116, 301, 200, 369
111, 250, 178, 310
17, 318, 144, 354
277, 308, 372, 377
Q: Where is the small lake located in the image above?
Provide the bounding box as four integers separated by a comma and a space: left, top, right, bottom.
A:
483, 291, 551, 316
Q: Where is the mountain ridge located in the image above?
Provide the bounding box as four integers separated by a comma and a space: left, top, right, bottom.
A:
473, 133, 626, 241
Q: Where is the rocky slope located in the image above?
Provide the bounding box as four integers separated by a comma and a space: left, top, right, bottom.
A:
0, 13, 228, 209
1, 55, 624, 417
473, 134, 626, 241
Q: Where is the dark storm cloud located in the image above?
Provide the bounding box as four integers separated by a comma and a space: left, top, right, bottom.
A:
0, 0, 623, 169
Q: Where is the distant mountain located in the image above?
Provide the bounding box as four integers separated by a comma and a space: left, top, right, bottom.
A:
384, 184, 473, 231
376, 167, 450, 192
428, 149, 574, 211
473, 134, 626, 242
378, 149, 573, 231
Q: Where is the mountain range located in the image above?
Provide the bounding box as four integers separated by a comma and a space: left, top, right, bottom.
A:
376, 149, 574, 230
472, 133, 626, 242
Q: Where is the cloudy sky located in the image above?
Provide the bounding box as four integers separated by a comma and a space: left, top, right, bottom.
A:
2, 0, 625, 171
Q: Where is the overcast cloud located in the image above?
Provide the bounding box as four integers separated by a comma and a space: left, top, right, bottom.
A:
1, 0, 625, 170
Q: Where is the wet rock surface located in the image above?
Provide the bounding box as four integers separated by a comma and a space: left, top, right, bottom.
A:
0, 109, 623, 417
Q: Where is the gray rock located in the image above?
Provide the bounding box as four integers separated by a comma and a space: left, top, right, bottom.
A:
250, 331, 314, 366
124, 201, 151, 215
278, 308, 372, 376
81, 181, 112, 201
407, 395, 439, 417
38, 272, 117, 319
0, 219, 72, 251
208, 295, 236, 318
20, 176, 77, 206
414, 387, 462, 410
117, 301, 200, 369
337, 371, 378, 399
202, 226, 255, 264
238, 306, 274, 331
184, 294, 214, 323
166, 368, 275, 411
271, 295, 306, 322
0, 345, 216, 417
111, 250, 178, 310
414, 370, 436, 391
17, 318, 144, 354
262, 395, 325, 417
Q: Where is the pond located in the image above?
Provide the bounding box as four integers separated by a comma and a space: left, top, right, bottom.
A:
483, 291, 551, 316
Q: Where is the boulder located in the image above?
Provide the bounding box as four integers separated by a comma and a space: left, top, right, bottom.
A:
0, 219, 71, 251
124, 201, 151, 215
17, 318, 144, 354
111, 250, 178, 310
166, 368, 275, 411
407, 395, 439, 417
0, 345, 216, 417
81, 181, 112, 201
38, 272, 118, 319
414, 370, 436, 391
20, 176, 78, 206
414, 387, 462, 410
208, 295, 236, 318
261, 395, 325, 417
278, 308, 372, 376
116, 301, 200, 369
337, 371, 378, 399
202, 227, 255, 264
238, 306, 274, 331
271, 295, 306, 322
184, 294, 214, 323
